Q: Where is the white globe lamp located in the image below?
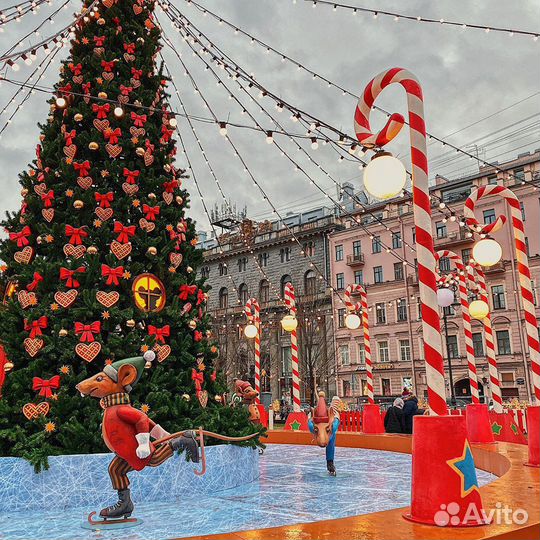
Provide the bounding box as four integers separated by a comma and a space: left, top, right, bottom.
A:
345, 313, 361, 330
363, 152, 406, 200
437, 287, 454, 308
472, 238, 502, 267
469, 300, 489, 320
281, 315, 298, 332
244, 323, 258, 339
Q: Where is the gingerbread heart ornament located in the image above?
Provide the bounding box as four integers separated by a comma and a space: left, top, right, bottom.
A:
110, 241, 132, 260
139, 218, 155, 232
63, 144, 77, 160
34, 183, 48, 196
23, 402, 50, 420
102, 0, 115, 8
144, 152, 154, 167
96, 291, 120, 308
14, 246, 35, 264
154, 344, 171, 363
95, 207, 113, 221
102, 72, 114, 82
162, 192, 173, 205
129, 126, 145, 138
24, 338, 44, 357
17, 290, 37, 309
54, 289, 78, 308
122, 183, 139, 196
169, 252, 183, 268
42, 208, 55, 222
105, 144, 122, 159
72, 75, 84, 85
75, 342, 101, 362
133, 4, 143, 14
77, 176, 93, 190
93, 47, 105, 57
93, 119, 110, 132
63, 244, 86, 259
198, 390, 209, 408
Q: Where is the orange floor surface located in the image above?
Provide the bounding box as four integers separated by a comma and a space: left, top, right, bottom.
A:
178, 430, 539, 540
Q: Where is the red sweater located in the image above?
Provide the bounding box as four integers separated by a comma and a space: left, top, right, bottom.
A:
102, 405, 156, 470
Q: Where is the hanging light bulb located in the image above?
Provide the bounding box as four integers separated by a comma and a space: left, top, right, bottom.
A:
169, 117, 178, 127
363, 151, 406, 200
266, 131, 274, 144
469, 299, 489, 320
345, 313, 361, 329
219, 122, 227, 136
311, 137, 318, 150
472, 238, 502, 267
437, 288, 454, 307
281, 314, 298, 332
113, 105, 124, 118
55, 96, 67, 108
244, 324, 258, 339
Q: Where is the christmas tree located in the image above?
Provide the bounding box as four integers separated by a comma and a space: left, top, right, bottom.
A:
0, 0, 262, 471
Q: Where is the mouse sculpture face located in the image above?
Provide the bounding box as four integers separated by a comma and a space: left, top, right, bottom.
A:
76, 363, 138, 398
311, 393, 335, 448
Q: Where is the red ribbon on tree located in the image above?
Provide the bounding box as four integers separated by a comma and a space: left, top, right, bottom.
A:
179, 284, 197, 300
191, 369, 203, 396
123, 43, 136, 53
130, 112, 147, 127
74, 321, 101, 342
197, 289, 206, 306
161, 125, 174, 142
58, 83, 72, 96
9, 226, 31, 247
60, 266, 86, 288
194, 331, 203, 342
82, 82, 92, 95
93, 36, 106, 46
95, 192, 114, 208
163, 180, 179, 194
101, 60, 116, 72
32, 375, 60, 398
64, 129, 76, 145
101, 264, 124, 285
131, 68, 143, 80
210, 370, 217, 382
27, 272, 44, 291
41, 190, 55, 208
123, 168, 140, 184
65, 225, 88, 246
114, 222, 136, 243
68, 63, 82, 75
104, 128, 121, 144
92, 103, 110, 119
119, 85, 133, 96
148, 325, 170, 343
73, 160, 91, 177
24, 316, 48, 338
20, 202, 28, 215
145, 139, 154, 153
142, 204, 160, 221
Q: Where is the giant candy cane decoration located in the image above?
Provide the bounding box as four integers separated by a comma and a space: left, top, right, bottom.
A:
284, 282, 301, 412
436, 250, 480, 404
464, 184, 540, 403
355, 68, 447, 415
344, 284, 373, 403
244, 297, 261, 403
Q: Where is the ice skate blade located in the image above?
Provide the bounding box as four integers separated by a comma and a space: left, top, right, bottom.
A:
82, 511, 143, 530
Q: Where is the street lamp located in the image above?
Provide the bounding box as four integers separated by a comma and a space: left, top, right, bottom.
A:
363, 151, 407, 200
472, 238, 502, 267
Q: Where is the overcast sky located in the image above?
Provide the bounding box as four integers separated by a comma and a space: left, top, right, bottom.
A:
1, 0, 539, 232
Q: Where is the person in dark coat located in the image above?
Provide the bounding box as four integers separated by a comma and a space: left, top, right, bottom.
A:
384, 398, 405, 434
402, 394, 419, 434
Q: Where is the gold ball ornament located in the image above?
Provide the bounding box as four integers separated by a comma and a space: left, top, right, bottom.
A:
146, 246, 157, 256
97, 91, 108, 99
73, 199, 84, 209
74, 113, 83, 122
136, 147, 145, 156
36, 236, 43, 244
182, 393, 191, 401
59, 329, 68, 337
188, 319, 197, 330
87, 246, 98, 255
4, 361, 14, 372
215, 395, 222, 402
97, 17, 106, 25
89, 141, 99, 151
186, 266, 193, 274
39, 134, 46, 142
148, 192, 156, 199
175, 195, 183, 205
126, 319, 136, 328
164, 164, 171, 172
21, 188, 29, 197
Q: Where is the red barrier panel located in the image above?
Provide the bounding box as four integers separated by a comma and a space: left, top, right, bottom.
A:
339, 411, 362, 432
489, 411, 527, 445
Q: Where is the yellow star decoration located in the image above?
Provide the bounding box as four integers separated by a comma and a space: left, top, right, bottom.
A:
132, 199, 140, 208
165, 224, 173, 232
198, 363, 206, 371
140, 404, 150, 414
50, 302, 59, 311
93, 219, 102, 228
51, 394, 59, 401
131, 137, 139, 144
65, 189, 74, 197
101, 169, 110, 178
45, 234, 54, 243
44, 422, 56, 433
105, 358, 113, 366
168, 266, 176, 273
96, 77, 103, 84
82, 37, 89, 44
0, 265, 7, 272
101, 310, 110, 319
141, 344, 149, 353
123, 271, 131, 279
59, 365, 70, 375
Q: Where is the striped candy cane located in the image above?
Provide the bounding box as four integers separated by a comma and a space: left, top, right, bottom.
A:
354, 68, 447, 415
467, 262, 503, 413
436, 250, 480, 404
244, 297, 261, 403
344, 284, 373, 404
284, 282, 301, 412
464, 185, 540, 403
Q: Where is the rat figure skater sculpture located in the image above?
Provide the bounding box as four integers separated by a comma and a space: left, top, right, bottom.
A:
308, 391, 341, 476
233, 378, 260, 423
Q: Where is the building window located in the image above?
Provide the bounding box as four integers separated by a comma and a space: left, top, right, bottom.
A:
372, 235, 382, 253
280, 247, 291, 263
483, 209, 496, 225
513, 168, 525, 182
472, 332, 484, 357
335, 244, 343, 261
340, 345, 350, 366
399, 339, 411, 362
258, 252, 269, 267
304, 270, 317, 296
392, 231, 402, 249
280, 275, 292, 296
352, 240, 362, 258
218, 287, 228, 308
259, 280, 270, 303
302, 241, 315, 257
491, 285, 506, 310
417, 297, 422, 320
520, 202, 526, 221
532, 280, 537, 306
218, 262, 228, 276
351, 374, 360, 393
447, 335, 459, 358
201, 266, 210, 279
375, 303, 386, 324
238, 283, 248, 305
354, 270, 363, 285
342, 379, 351, 397
439, 256, 451, 272
238, 257, 247, 272
436, 221, 447, 238
374, 265, 384, 284
443, 304, 455, 316
397, 298, 407, 321
378, 341, 389, 362
281, 346, 292, 376
496, 330, 511, 355
501, 372, 515, 384
336, 272, 345, 290
461, 248, 471, 264
337, 308, 346, 328
525, 237, 530, 256
487, 174, 498, 185
394, 262, 404, 281
412, 227, 416, 244
381, 378, 391, 396
358, 343, 365, 364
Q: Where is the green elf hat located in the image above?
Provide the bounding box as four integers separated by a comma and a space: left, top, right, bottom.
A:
103, 356, 146, 393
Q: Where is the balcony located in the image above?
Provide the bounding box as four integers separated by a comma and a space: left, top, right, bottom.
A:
346, 253, 365, 267
434, 230, 474, 249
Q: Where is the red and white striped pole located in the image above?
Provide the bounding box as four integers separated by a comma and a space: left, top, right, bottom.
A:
344, 284, 373, 404
436, 250, 480, 404
354, 68, 487, 525
244, 298, 261, 403
354, 68, 447, 416
284, 282, 301, 412
467, 262, 504, 413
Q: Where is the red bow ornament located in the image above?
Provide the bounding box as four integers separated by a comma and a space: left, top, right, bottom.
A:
123, 168, 140, 184
104, 127, 121, 144
123, 43, 136, 53
41, 190, 55, 208
101, 60, 116, 72
58, 83, 72, 96
131, 112, 147, 127
65, 225, 88, 246
163, 180, 179, 193
24, 316, 48, 338
93, 36, 106, 46
27, 272, 44, 292
92, 103, 110, 119
113, 222, 136, 244
95, 192, 114, 208
101, 264, 124, 286
197, 289, 206, 306
142, 204, 160, 221
82, 82, 92, 95
131, 68, 143, 80
75, 321, 101, 342
148, 325, 170, 343
145, 139, 154, 153
179, 284, 197, 301
73, 160, 91, 177
191, 369, 204, 396
64, 129, 76, 145
161, 125, 174, 142
32, 375, 60, 398
20, 201, 28, 215
9, 226, 31, 247
59, 266, 86, 288
119, 85, 133, 96
194, 331, 203, 342
69, 63, 82, 76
